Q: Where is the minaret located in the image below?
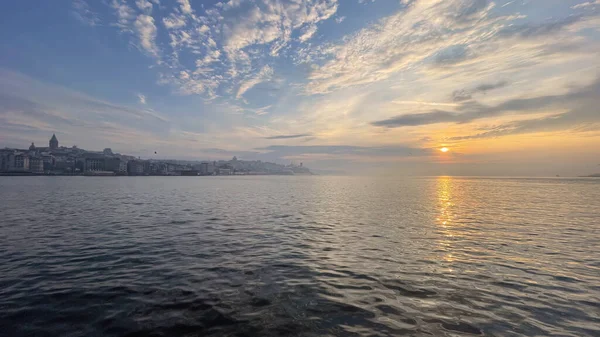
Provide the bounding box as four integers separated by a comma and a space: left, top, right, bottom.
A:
49, 134, 58, 150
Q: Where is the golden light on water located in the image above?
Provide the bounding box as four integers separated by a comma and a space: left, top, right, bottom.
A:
440, 147, 449, 153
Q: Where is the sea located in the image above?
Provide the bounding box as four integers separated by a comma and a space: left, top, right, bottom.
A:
0, 176, 599, 337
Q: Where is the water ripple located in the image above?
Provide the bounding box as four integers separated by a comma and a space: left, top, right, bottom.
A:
0, 176, 599, 336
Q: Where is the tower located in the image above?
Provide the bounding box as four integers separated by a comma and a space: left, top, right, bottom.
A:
49, 134, 58, 150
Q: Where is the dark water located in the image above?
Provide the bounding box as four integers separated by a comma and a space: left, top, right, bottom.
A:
1, 176, 599, 337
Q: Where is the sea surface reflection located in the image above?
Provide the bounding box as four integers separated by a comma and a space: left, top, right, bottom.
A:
0, 176, 599, 336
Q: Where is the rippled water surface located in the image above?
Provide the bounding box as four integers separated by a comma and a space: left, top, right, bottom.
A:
1, 176, 599, 336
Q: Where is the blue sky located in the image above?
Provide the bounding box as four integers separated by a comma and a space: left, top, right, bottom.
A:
1, 0, 599, 175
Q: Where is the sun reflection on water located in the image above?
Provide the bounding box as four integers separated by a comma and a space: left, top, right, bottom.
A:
436, 177, 457, 270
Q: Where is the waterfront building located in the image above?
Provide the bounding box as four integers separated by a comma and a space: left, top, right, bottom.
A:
118, 160, 128, 175
218, 168, 232, 175
127, 160, 146, 175
8, 152, 30, 172
0, 150, 11, 171
29, 157, 44, 173
200, 162, 209, 175
83, 154, 121, 173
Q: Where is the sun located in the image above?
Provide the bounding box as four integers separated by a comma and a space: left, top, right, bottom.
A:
440, 147, 449, 153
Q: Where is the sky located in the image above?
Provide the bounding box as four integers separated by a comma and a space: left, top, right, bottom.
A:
0, 0, 599, 176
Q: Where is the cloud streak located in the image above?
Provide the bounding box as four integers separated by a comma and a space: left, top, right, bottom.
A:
256, 145, 435, 158
264, 133, 313, 140
373, 76, 600, 132
452, 80, 508, 102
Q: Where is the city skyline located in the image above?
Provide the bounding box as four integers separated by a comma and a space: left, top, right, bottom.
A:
1, 0, 600, 176
1, 133, 314, 176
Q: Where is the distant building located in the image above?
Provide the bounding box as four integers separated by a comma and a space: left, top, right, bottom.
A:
218, 168, 232, 175
29, 157, 44, 173
84, 157, 105, 171
200, 162, 210, 175
0, 150, 12, 172
105, 157, 121, 173
118, 160, 128, 175
83, 154, 121, 173
49, 134, 59, 150
127, 160, 146, 175
103, 148, 113, 156
29, 143, 36, 151
8, 153, 29, 172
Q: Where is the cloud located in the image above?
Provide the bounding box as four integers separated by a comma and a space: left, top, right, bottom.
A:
299, 24, 318, 42
302, 0, 599, 95
178, 0, 193, 15
431, 44, 470, 66
110, 0, 161, 59
72, 0, 101, 26
497, 15, 585, 39
372, 76, 600, 128
372, 110, 458, 127
305, 0, 498, 93
163, 14, 186, 29
135, 0, 154, 13
223, 0, 338, 54
450, 104, 600, 140
573, 0, 600, 9
335, 16, 346, 23
452, 80, 508, 101
111, 0, 136, 31
236, 65, 274, 99
473, 81, 509, 93
0, 69, 169, 124
154, 0, 338, 98
137, 93, 147, 104
264, 133, 313, 139
256, 144, 434, 158
134, 14, 159, 56
0, 69, 175, 152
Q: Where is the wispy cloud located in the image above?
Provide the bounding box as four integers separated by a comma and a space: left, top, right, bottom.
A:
299, 25, 318, 42
573, 0, 600, 9
304, 0, 499, 94
0, 69, 169, 138
452, 80, 508, 102
110, 0, 136, 31
264, 133, 313, 140
236, 65, 274, 99
372, 76, 600, 129
72, 0, 101, 26
137, 93, 147, 104
111, 0, 338, 98
302, 0, 597, 95
134, 14, 159, 56
256, 144, 434, 158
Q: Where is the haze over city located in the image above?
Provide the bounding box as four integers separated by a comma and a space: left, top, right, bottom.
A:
1, 0, 599, 176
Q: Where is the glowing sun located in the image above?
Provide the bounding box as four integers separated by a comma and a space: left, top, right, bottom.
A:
440, 147, 449, 153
